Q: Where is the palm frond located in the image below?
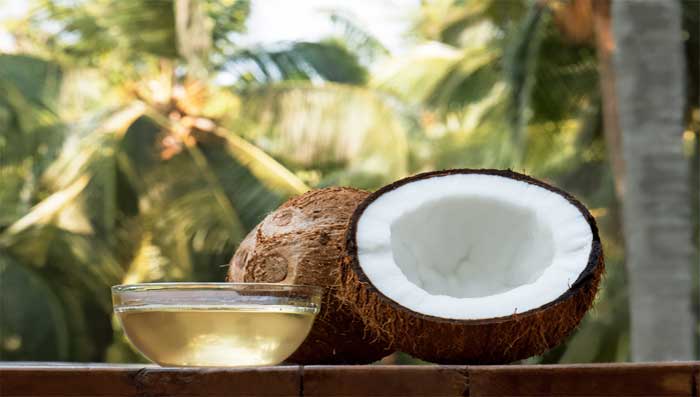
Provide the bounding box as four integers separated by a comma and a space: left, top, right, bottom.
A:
0, 55, 64, 160
121, 231, 173, 284
235, 82, 411, 188
2, 228, 121, 360
372, 42, 466, 106
0, 55, 66, 225
214, 127, 310, 195
43, 103, 145, 191
503, 2, 549, 165
415, 0, 526, 46
0, 254, 70, 360
414, 0, 486, 44
226, 41, 367, 86
207, 0, 250, 53
0, 54, 62, 109
529, 21, 599, 124
0, 53, 123, 363
326, 9, 389, 63
31, 0, 178, 63
1, 220, 123, 313
372, 36, 502, 113
40, 103, 146, 237
0, 172, 125, 295
116, 114, 292, 280
3, 175, 90, 236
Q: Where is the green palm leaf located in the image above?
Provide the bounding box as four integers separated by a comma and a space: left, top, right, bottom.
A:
214, 127, 310, 195
0, 254, 70, 360
235, 82, 411, 188
326, 10, 389, 64
3, 175, 91, 237
0, 54, 65, 228
415, 0, 526, 46
41, 103, 146, 237
32, 0, 178, 62
117, 114, 292, 282
0, 173, 124, 301
227, 41, 367, 86
373, 41, 499, 112
0, 54, 62, 109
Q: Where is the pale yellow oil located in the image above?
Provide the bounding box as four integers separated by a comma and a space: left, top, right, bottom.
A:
116, 306, 316, 367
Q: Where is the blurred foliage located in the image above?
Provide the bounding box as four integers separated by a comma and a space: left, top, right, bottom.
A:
233, 83, 412, 188
228, 41, 368, 86
0, 0, 697, 363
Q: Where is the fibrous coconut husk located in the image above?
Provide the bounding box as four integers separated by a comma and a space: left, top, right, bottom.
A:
339, 169, 604, 364
228, 187, 392, 364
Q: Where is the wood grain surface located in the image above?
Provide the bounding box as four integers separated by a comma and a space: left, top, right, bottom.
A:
469, 362, 698, 397
1, 362, 698, 397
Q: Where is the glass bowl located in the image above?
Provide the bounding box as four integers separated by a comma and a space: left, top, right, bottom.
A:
112, 283, 322, 367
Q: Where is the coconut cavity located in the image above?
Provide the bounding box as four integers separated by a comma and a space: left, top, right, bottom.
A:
390, 196, 555, 298
343, 169, 603, 364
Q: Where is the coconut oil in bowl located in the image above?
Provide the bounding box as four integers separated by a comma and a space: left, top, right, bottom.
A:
112, 283, 321, 367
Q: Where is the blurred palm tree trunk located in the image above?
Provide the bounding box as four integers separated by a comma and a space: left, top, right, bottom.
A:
612, 0, 695, 360
591, 0, 624, 198
174, 0, 212, 78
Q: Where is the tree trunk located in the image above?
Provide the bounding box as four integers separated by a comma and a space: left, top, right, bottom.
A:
592, 0, 624, 199
612, 0, 695, 360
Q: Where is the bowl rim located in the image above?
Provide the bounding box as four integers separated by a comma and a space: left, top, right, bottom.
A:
111, 282, 324, 294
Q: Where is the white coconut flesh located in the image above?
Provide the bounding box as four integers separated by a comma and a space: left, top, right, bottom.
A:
355, 173, 593, 320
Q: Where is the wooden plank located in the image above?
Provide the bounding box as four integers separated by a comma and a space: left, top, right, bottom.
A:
468, 362, 699, 397
0, 363, 301, 397
302, 365, 468, 397
1, 362, 699, 397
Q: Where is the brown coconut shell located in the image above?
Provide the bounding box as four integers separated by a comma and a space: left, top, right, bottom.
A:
340, 169, 604, 364
227, 187, 392, 364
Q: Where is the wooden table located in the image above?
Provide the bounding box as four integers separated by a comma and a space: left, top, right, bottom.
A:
1, 362, 698, 396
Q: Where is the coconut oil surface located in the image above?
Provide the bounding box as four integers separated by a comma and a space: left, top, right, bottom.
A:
116, 305, 316, 366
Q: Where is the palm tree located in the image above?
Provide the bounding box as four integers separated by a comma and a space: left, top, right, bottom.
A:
1, 0, 411, 361
611, 0, 695, 361
4, 0, 696, 363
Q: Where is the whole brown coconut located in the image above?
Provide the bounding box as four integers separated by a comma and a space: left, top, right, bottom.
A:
339, 169, 604, 364
227, 187, 392, 364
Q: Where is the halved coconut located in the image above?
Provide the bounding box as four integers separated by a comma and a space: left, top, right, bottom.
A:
227, 187, 392, 364
341, 169, 603, 364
